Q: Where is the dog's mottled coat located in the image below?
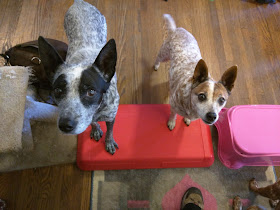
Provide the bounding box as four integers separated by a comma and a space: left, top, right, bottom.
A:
63, 0, 119, 124
233, 179, 280, 209
155, 14, 237, 130
39, 0, 119, 154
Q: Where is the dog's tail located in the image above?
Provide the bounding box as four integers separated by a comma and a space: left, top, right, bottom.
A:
74, 0, 83, 3
163, 14, 176, 37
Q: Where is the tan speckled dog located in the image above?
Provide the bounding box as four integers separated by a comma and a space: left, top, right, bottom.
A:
154, 14, 238, 130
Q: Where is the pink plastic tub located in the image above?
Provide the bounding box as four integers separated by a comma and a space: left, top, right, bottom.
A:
214, 105, 280, 169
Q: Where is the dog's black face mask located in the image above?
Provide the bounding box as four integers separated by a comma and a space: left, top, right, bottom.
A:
78, 66, 110, 107
52, 74, 67, 103
39, 37, 117, 134
77, 38, 117, 109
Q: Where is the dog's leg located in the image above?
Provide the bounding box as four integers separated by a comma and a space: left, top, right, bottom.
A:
154, 41, 170, 71
105, 119, 118, 155
249, 178, 280, 200
183, 118, 191, 126
275, 201, 280, 210
232, 196, 261, 210
167, 108, 177, 130
90, 122, 103, 141
247, 206, 262, 210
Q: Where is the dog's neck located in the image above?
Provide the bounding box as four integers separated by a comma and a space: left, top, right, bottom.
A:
169, 75, 197, 119
65, 47, 101, 66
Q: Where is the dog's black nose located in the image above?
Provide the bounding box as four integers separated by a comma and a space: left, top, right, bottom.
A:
206, 112, 217, 122
59, 118, 77, 132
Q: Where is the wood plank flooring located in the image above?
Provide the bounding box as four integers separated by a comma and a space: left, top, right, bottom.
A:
0, 0, 279, 209
0, 164, 91, 210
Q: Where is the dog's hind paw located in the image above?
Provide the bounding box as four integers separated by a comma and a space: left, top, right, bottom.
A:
154, 63, 160, 71
167, 120, 176, 130
90, 126, 103, 141
105, 138, 119, 155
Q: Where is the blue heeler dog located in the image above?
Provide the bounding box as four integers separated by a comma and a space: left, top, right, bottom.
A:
38, 0, 120, 154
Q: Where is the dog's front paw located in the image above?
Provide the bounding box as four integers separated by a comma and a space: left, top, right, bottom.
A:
232, 196, 242, 210
184, 118, 191, 126
249, 178, 258, 192
105, 138, 119, 155
269, 199, 279, 208
167, 120, 176, 131
90, 126, 103, 141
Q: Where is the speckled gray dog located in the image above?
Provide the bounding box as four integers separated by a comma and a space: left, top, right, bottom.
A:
38, 0, 120, 154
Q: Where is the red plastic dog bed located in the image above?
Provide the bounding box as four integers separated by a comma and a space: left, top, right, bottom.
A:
77, 104, 214, 170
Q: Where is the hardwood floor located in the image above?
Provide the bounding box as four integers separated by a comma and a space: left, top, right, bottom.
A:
0, 164, 91, 210
0, 0, 280, 209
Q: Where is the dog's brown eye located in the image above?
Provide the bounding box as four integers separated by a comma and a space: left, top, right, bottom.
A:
198, 93, 206, 101
87, 89, 95, 97
219, 97, 225, 105
54, 88, 62, 96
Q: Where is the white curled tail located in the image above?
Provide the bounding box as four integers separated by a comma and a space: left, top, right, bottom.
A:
163, 14, 176, 37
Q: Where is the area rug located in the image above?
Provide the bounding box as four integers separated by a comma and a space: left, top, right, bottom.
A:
90, 127, 277, 210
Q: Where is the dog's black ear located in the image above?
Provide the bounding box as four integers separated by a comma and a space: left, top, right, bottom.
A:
220, 65, 238, 93
38, 36, 64, 82
192, 59, 209, 85
94, 39, 117, 83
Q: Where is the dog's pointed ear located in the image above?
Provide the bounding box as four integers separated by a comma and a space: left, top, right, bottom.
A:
192, 59, 209, 85
220, 65, 238, 93
94, 39, 117, 83
38, 36, 64, 82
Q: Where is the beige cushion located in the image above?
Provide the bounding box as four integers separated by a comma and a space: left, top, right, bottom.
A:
0, 66, 29, 152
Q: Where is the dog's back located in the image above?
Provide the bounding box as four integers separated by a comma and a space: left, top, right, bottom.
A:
163, 14, 202, 75
64, 0, 107, 64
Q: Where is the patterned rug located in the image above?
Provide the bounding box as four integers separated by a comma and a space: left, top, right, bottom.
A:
90, 127, 277, 210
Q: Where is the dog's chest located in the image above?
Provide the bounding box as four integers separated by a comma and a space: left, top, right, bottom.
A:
168, 63, 198, 120
92, 75, 119, 122
169, 79, 192, 116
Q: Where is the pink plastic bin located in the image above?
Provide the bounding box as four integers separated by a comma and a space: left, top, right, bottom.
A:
214, 105, 280, 169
